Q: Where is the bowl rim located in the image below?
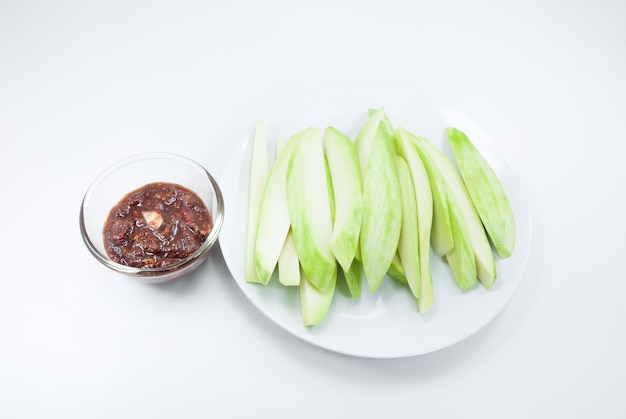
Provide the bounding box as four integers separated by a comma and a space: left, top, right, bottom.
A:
79, 151, 225, 277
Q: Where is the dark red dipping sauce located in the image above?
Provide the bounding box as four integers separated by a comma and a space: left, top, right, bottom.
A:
103, 182, 212, 269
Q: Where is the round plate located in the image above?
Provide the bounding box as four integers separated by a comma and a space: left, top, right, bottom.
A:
219, 82, 532, 358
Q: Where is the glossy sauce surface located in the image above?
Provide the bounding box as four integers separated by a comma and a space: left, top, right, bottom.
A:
103, 182, 212, 268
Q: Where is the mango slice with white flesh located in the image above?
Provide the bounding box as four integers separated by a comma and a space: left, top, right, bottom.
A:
300, 267, 336, 327
278, 230, 300, 286
393, 155, 421, 299
246, 121, 269, 284
253, 127, 297, 285
324, 126, 363, 272
323, 145, 361, 299
367, 107, 395, 135
358, 120, 402, 292
396, 128, 434, 312
397, 127, 454, 257
275, 135, 300, 287
355, 107, 388, 180
286, 127, 336, 292
426, 168, 454, 257
410, 134, 496, 289
443, 181, 478, 290
446, 127, 516, 258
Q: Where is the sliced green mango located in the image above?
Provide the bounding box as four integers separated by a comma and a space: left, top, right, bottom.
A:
274, 133, 300, 286
396, 128, 434, 312
397, 127, 453, 257
325, 126, 362, 272
253, 129, 296, 285
355, 107, 388, 180
278, 230, 300, 286
246, 121, 269, 284
393, 155, 421, 299
444, 184, 477, 290
300, 268, 336, 326
359, 121, 402, 292
286, 127, 336, 292
446, 127, 516, 258
427, 170, 454, 257
410, 134, 496, 289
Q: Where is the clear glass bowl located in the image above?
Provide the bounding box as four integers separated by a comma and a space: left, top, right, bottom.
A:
79, 152, 224, 283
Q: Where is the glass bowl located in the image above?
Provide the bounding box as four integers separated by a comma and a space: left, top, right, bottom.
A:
79, 152, 224, 283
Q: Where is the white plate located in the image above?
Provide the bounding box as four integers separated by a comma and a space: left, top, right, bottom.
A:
219, 82, 532, 358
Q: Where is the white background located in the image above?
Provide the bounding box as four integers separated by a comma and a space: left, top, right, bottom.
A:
1, 1, 625, 418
